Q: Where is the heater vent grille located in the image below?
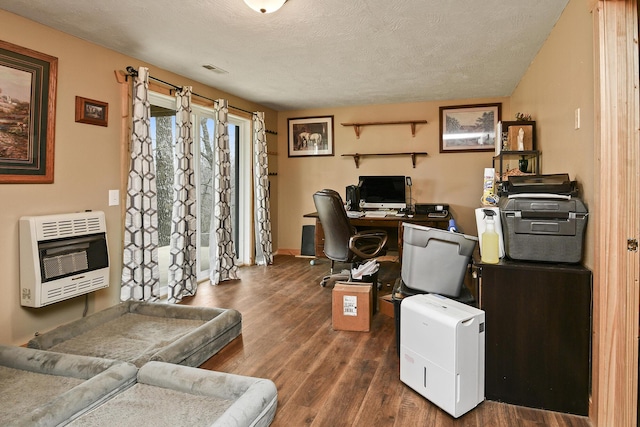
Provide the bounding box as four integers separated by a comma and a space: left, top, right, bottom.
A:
44, 274, 107, 304
43, 252, 88, 280
39, 215, 103, 239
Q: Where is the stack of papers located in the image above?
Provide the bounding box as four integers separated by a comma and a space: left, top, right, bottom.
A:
346, 211, 365, 218
364, 211, 388, 218
508, 193, 571, 200
352, 259, 379, 280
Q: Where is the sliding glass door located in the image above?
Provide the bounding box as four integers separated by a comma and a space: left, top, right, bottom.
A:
149, 92, 250, 292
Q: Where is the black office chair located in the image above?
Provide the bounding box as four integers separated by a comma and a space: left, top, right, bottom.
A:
313, 189, 388, 287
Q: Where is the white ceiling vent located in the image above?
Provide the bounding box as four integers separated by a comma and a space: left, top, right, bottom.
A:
202, 64, 228, 74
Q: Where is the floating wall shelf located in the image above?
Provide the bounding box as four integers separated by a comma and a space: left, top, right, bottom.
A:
340, 120, 428, 138
341, 152, 428, 168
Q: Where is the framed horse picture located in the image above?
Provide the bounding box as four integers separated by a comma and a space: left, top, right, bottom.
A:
288, 115, 334, 157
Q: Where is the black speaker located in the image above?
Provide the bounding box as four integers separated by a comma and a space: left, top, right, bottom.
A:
345, 185, 360, 211
300, 225, 315, 257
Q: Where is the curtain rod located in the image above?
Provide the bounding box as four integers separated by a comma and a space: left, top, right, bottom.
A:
125, 66, 277, 135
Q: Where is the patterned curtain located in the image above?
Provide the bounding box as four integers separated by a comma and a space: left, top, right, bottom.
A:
121, 67, 160, 302
209, 99, 238, 284
167, 86, 197, 303
253, 112, 273, 265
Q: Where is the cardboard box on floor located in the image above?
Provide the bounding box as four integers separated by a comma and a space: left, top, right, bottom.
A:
332, 282, 373, 332
378, 293, 394, 318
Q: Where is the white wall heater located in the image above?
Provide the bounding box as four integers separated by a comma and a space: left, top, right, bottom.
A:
19, 211, 110, 308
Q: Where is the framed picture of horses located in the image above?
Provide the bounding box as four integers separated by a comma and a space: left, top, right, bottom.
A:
288, 115, 334, 157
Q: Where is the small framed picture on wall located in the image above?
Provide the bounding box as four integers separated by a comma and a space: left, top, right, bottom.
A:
288, 115, 334, 157
75, 96, 109, 127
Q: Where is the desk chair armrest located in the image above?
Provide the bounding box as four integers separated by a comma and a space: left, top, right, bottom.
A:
349, 230, 388, 259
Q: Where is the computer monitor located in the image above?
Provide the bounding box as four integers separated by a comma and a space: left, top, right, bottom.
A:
358, 175, 407, 209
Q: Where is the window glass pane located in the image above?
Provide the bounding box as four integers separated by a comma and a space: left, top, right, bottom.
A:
198, 116, 215, 277
149, 103, 176, 292
229, 124, 239, 256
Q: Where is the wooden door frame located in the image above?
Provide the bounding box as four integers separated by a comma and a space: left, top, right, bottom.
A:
591, 0, 640, 425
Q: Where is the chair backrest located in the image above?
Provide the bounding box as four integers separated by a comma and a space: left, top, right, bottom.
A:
313, 189, 353, 262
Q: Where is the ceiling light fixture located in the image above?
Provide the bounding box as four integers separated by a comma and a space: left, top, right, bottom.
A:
243, 0, 287, 14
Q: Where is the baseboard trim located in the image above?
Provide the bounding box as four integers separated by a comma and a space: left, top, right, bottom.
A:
275, 249, 300, 256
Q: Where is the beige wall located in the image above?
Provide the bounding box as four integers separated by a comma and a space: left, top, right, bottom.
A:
0, 10, 276, 346
276, 0, 594, 268
510, 0, 594, 267
276, 98, 510, 252
0, 0, 592, 346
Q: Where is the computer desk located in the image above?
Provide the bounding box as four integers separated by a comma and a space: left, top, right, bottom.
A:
303, 212, 451, 259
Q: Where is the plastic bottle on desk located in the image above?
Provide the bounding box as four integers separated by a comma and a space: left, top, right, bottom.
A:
481, 210, 500, 264
447, 218, 458, 233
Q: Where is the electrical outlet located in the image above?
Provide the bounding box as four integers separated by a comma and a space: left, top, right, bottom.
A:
575, 108, 581, 130
109, 189, 119, 206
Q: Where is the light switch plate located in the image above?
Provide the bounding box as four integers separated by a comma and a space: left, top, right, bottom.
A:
109, 189, 119, 206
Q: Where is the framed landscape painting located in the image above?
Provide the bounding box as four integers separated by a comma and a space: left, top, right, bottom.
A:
0, 40, 57, 183
288, 115, 334, 157
439, 103, 501, 153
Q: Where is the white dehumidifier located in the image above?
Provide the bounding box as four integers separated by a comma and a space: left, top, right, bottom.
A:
400, 293, 485, 418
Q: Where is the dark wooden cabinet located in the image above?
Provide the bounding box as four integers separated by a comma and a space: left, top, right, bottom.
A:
477, 260, 592, 416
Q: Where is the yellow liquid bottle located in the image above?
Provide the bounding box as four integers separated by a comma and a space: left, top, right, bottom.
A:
481, 213, 500, 264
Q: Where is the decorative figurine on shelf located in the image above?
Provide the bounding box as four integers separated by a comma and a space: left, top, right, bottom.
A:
517, 127, 525, 151
515, 112, 532, 121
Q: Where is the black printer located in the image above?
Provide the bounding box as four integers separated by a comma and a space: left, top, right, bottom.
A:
498, 174, 588, 263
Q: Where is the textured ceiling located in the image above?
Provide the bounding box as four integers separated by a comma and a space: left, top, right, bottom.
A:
0, 0, 569, 111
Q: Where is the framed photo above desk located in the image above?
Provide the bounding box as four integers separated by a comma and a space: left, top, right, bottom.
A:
288, 116, 334, 157
439, 103, 501, 153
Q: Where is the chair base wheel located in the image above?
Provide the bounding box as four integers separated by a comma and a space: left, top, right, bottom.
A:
320, 273, 350, 288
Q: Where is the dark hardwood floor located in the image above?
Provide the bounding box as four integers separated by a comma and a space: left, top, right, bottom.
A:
183, 255, 592, 427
